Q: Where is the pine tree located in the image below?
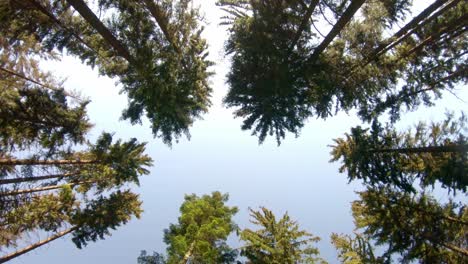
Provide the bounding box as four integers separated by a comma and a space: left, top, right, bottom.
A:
330, 113, 467, 193
163, 191, 238, 264
239, 207, 324, 264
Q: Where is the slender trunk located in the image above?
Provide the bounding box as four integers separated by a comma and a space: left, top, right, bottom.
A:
66, 0, 134, 63
0, 227, 77, 263
441, 242, 468, 257
0, 181, 93, 196
287, 0, 319, 54
0, 67, 78, 100
0, 172, 79, 185
308, 0, 365, 62
142, 0, 181, 55
0, 158, 97, 166
23, 0, 112, 66
367, 0, 453, 62
180, 241, 195, 264
403, 15, 467, 60
142, 0, 189, 70
345, 0, 458, 78
372, 144, 468, 154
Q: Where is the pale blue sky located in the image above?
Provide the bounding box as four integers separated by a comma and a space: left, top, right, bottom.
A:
7, 1, 467, 263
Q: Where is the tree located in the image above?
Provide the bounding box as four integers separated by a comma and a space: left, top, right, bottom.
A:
0, 190, 143, 262
138, 250, 166, 264
1, 0, 213, 145
331, 233, 386, 264
219, 0, 467, 143
330, 113, 467, 193
0, 32, 91, 154
0, 132, 152, 256
239, 207, 324, 264
163, 191, 238, 264
351, 187, 468, 263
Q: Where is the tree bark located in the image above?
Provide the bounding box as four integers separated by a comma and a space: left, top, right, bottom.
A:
179, 241, 195, 264
441, 242, 468, 257
0, 181, 91, 196
287, 0, 320, 54
0, 172, 79, 185
143, 0, 181, 55
66, 0, 134, 63
0, 227, 77, 263
372, 144, 468, 154
0, 158, 97, 166
308, 0, 365, 63
366, 0, 453, 63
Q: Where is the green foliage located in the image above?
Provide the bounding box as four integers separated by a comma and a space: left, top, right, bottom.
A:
71, 190, 142, 249
330, 113, 467, 193
0, 87, 91, 155
137, 250, 166, 264
352, 187, 468, 263
219, 0, 315, 144
0, 0, 213, 145
331, 233, 386, 264
0, 185, 77, 247
163, 191, 238, 264
240, 207, 324, 264
220, 0, 467, 143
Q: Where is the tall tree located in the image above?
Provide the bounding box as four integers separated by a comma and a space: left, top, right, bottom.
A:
352, 187, 468, 262
0, 190, 143, 262
163, 191, 238, 264
330, 114, 467, 192
1, 0, 213, 145
219, 0, 466, 143
239, 207, 324, 264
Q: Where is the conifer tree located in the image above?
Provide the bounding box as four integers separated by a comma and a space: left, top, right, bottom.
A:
163, 191, 238, 264
1, 0, 213, 145
239, 207, 324, 264
219, 0, 467, 143
0, 190, 143, 262
351, 187, 468, 262
330, 113, 467, 192
331, 232, 386, 264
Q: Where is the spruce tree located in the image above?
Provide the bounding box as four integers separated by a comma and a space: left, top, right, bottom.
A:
1, 0, 213, 145
330, 114, 467, 192
351, 187, 468, 262
239, 207, 324, 264
219, 0, 467, 143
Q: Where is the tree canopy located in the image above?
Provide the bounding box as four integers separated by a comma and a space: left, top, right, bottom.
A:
219, 0, 467, 144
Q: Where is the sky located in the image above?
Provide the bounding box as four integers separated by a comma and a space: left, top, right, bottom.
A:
7, 1, 468, 263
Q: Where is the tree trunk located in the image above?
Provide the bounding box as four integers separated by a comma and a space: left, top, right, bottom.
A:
372, 144, 468, 154
143, 0, 181, 55
180, 241, 195, 264
365, 0, 452, 63
441, 242, 468, 257
0, 158, 97, 166
0, 227, 77, 263
287, 0, 319, 54
308, 0, 365, 62
24, 0, 111, 66
0, 181, 92, 196
66, 0, 134, 63
0, 172, 79, 185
